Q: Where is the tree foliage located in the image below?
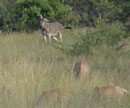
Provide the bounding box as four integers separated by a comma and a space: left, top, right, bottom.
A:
0, 0, 129, 31
0, 0, 72, 31
65, 0, 130, 26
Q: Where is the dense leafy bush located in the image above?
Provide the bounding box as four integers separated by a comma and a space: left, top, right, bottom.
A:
0, 0, 130, 32
0, 0, 17, 32
0, 0, 72, 31
12, 0, 72, 31
65, 0, 130, 26
70, 20, 128, 55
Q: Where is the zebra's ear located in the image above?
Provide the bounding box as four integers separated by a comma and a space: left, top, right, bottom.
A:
40, 15, 43, 19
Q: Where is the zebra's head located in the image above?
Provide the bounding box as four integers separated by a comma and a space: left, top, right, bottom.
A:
40, 15, 49, 22
40, 15, 49, 29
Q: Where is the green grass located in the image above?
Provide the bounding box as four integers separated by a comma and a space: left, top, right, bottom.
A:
0, 29, 130, 108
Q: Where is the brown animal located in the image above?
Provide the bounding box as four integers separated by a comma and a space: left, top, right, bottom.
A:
73, 61, 90, 79
93, 85, 128, 100
36, 89, 71, 107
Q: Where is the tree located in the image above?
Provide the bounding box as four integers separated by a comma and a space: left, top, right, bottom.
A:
12, 0, 72, 31
65, 0, 130, 26
0, 0, 72, 31
0, 0, 17, 32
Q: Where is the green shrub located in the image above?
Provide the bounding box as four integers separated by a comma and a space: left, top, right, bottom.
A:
70, 20, 128, 56
96, 19, 128, 46
62, 12, 80, 27
0, 0, 72, 31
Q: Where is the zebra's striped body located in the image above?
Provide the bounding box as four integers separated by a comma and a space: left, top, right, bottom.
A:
40, 16, 64, 42
40, 15, 71, 42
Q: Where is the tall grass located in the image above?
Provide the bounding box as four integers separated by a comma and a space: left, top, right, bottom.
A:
0, 29, 129, 108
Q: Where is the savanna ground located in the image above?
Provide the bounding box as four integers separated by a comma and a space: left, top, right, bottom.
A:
0, 28, 130, 108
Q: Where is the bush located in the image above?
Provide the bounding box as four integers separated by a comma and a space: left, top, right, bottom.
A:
0, 0, 17, 32
0, 0, 72, 32
70, 20, 128, 56
61, 12, 80, 27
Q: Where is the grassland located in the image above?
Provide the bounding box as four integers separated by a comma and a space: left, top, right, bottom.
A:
0, 29, 130, 108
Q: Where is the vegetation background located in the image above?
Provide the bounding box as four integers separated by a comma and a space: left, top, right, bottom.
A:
0, 0, 130, 108
0, 0, 130, 31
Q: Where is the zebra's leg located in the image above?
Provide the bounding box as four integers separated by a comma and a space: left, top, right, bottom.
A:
48, 34, 51, 43
53, 36, 59, 42
43, 36, 47, 42
40, 29, 47, 42
59, 33, 62, 42
42, 33, 48, 42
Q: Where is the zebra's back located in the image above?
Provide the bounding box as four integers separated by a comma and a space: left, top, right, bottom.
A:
45, 22, 63, 35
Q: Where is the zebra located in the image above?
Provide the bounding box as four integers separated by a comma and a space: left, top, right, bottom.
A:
40, 15, 71, 43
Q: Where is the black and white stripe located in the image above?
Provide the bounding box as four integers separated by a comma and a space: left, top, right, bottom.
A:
40, 15, 71, 42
